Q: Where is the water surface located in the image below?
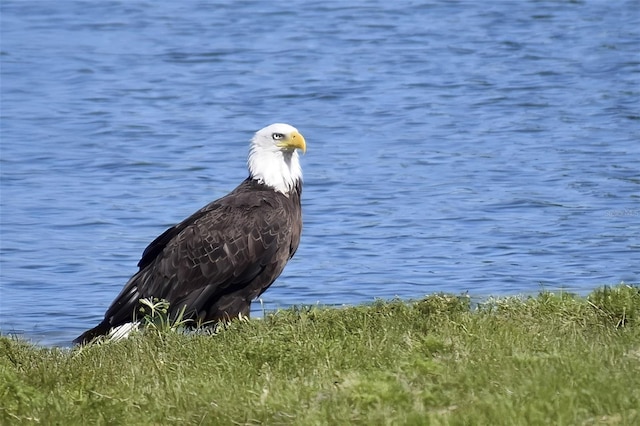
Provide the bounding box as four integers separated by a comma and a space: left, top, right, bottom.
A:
1, 1, 639, 346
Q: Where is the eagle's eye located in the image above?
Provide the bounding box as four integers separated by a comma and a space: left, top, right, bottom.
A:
272, 133, 285, 140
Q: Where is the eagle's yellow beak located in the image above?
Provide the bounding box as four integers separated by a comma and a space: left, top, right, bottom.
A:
278, 131, 306, 154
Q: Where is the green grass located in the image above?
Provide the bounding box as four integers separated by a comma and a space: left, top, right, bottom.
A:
2, 284, 639, 425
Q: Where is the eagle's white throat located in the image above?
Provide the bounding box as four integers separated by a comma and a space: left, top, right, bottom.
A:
247, 123, 304, 195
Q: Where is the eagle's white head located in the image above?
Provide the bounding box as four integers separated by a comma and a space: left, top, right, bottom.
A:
248, 123, 306, 195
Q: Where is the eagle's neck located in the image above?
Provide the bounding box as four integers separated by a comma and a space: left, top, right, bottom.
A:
247, 146, 302, 195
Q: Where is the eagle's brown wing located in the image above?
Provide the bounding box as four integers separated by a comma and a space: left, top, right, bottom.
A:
74, 179, 301, 343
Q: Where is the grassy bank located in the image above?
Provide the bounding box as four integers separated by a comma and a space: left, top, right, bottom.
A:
1, 284, 639, 425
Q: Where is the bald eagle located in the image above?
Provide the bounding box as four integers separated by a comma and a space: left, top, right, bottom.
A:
74, 123, 306, 344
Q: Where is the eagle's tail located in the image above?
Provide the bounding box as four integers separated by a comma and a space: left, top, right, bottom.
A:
73, 320, 111, 345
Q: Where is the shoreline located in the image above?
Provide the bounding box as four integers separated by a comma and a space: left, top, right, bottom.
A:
2, 284, 639, 424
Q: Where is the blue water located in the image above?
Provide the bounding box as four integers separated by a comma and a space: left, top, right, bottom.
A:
1, 1, 639, 346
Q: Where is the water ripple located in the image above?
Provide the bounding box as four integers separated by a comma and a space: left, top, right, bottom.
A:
1, 0, 638, 346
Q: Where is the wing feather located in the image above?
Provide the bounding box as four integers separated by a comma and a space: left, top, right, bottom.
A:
101, 179, 302, 327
